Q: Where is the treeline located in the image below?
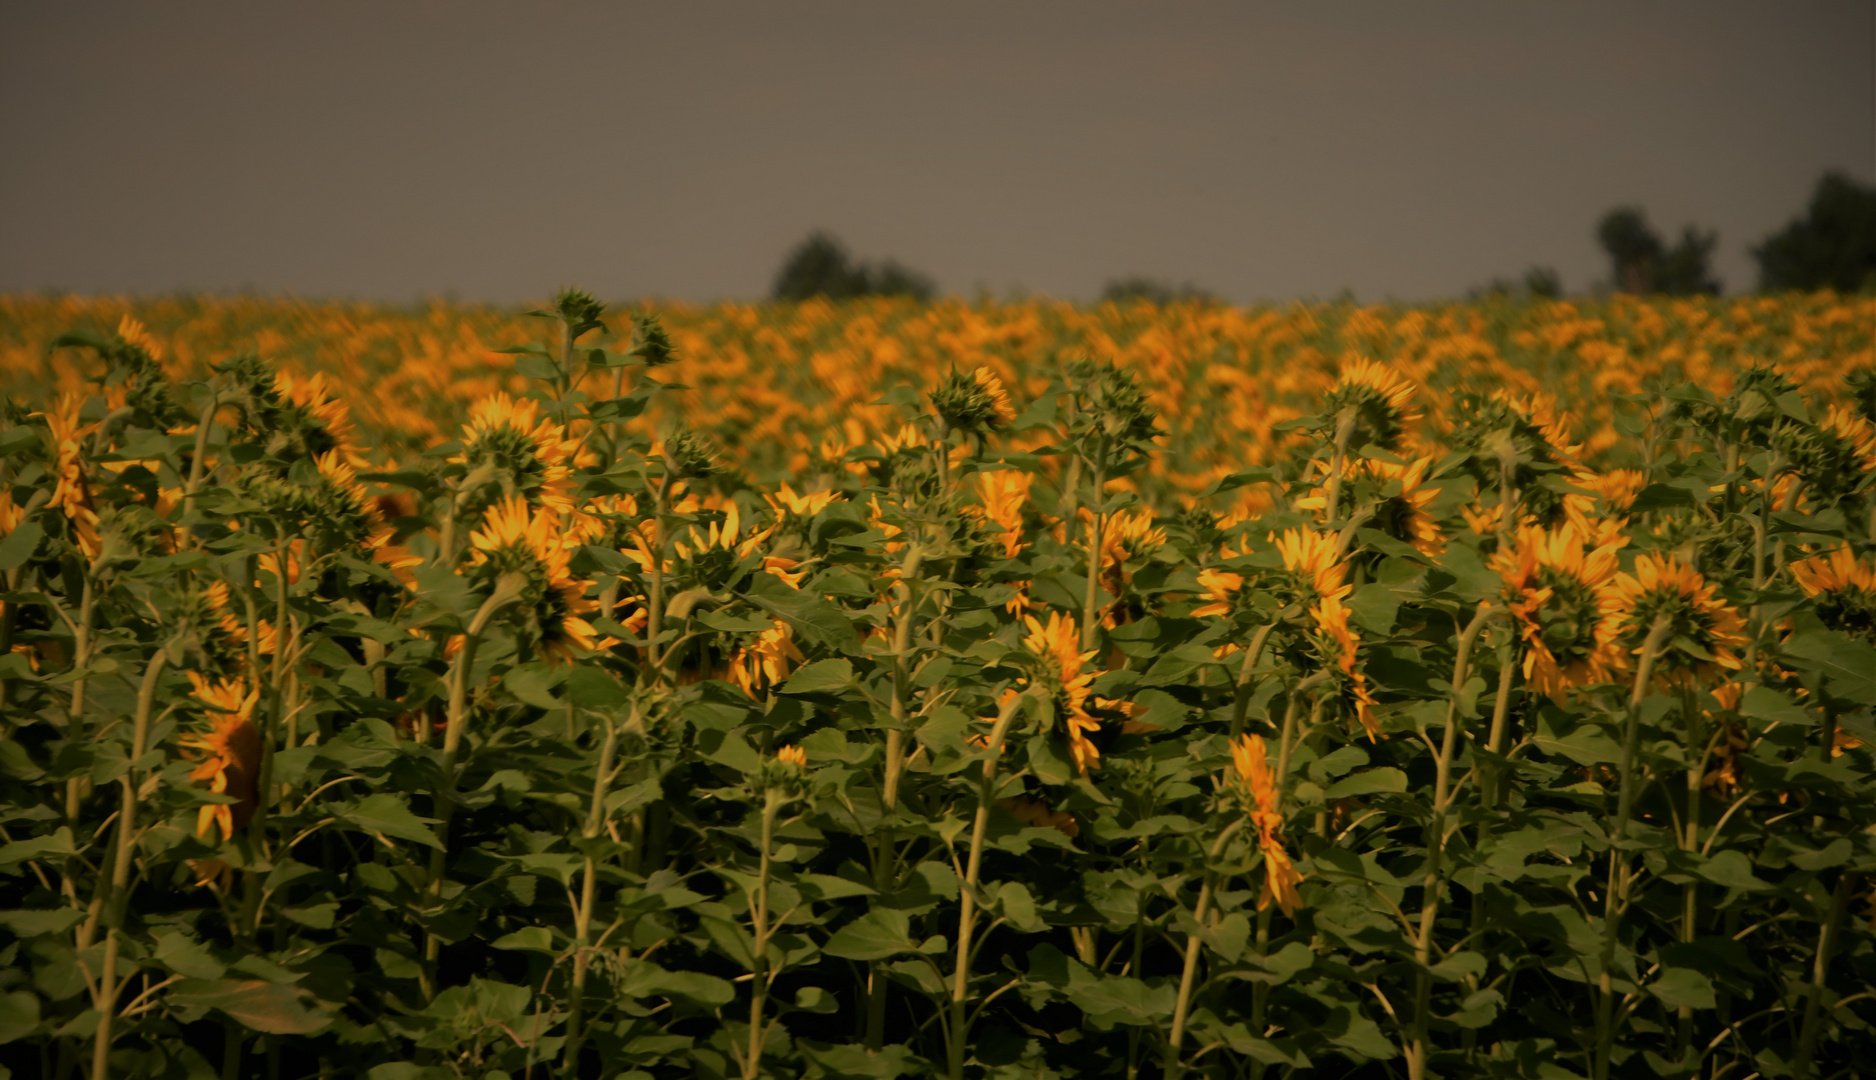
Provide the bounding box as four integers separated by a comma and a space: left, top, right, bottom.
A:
773, 170, 1876, 303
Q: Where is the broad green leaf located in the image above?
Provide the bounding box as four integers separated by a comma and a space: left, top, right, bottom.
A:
824, 909, 917, 961
0, 991, 40, 1044
340, 794, 442, 850
1322, 768, 1407, 800
1650, 968, 1717, 1011
782, 658, 855, 695
168, 979, 335, 1035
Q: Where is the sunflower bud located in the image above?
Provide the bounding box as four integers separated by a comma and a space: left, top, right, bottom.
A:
931, 366, 1016, 433
631, 313, 679, 367
664, 428, 721, 479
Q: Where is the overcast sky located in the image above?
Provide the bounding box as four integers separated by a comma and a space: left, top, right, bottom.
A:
3, 2, 1872, 304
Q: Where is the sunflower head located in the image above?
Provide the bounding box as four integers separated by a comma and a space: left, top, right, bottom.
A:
662, 427, 722, 480
1021, 611, 1112, 773
1448, 391, 1584, 529
467, 496, 598, 663
1308, 593, 1381, 740
931, 366, 1017, 433
453, 393, 578, 517
629, 312, 679, 367
757, 744, 809, 795
1323, 358, 1419, 452
972, 470, 1032, 559
178, 673, 263, 843
1610, 553, 1746, 678
1492, 522, 1628, 698
1365, 456, 1446, 556
1790, 546, 1876, 641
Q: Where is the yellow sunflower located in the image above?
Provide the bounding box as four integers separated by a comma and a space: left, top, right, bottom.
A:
973, 470, 1032, 559
1325, 357, 1420, 450
468, 495, 600, 662
1230, 733, 1303, 916
1021, 611, 1136, 773
1191, 568, 1245, 620
34, 394, 101, 558
1609, 553, 1747, 680
179, 673, 263, 843
452, 393, 580, 514
729, 619, 807, 698
1272, 527, 1349, 598
1491, 522, 1630, 698
972, 366, 1018, 427
1310, 593, 1380, 740
1790, 546, 1876, 640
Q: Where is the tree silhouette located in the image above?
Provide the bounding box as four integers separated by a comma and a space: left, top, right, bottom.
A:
1752, 172, 1876, 293
1597, 207, 1719, 295
772, 232, 934, 301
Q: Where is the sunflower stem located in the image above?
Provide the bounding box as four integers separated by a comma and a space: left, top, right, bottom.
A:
869, 545, 925, 1048
1164, 816, 1248, 1078
1592, 616, 1672, 1080
422, 578, 523, 998
1792, 870, 1857, 1080
1323, 410, 1357, 525
743, 788, 784, 1080
90, 638, 172, 1080
949, 689, 1031, 1080
646, 474, 670, 680
565, 713, 622, 1074
1082, 435, 1110, 650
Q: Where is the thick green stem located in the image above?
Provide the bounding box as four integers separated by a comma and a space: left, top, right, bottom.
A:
744, 791, 782, 1080
646, 476, 670, 678
565, 717, 621, 1073
421, 581, 520, 993
1081, 437, 1109, 650
1592, 618, 1672, 1080
948, 690, 1030, 1080
1163, 817, 1249, 1078
1227, 618, 1285, 740
869, 546, 925, 1048
1792, 871, 1856, 1079
1408, 607, 1493, 1080
1323, 411, 1357, 525
90, 642, 171, 1080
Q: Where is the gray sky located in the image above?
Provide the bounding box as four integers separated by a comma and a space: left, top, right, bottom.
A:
3, 1, 1872, 304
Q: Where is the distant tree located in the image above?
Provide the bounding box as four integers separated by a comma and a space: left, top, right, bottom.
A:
1752, 172, 1876, 293
1100, 276, 1214, 304
771, 231, 934, 301
1597, 207, 1719, 295
1471, 266, 1563, 300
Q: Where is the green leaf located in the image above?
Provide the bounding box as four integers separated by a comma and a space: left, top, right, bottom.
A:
0, 827, 75, 868
1695, 850, 1770, 891
0, 522, 43, 572
168, 979, 335, 1035
0, 908, 83, 936
1322, 768, 1407, 800
618, 960, 735, 1007
340, 794, 442, 850
491, 927, 556, 953
153, 932, 226, 979
824, 909, 917, 961
1739, 685, 1812, 725
781, 658, 855, 695
0, 991, 40, 1044
1347, 583, 1401, 635
1650, 968, 1716, 1011
997, 881, 1044, 933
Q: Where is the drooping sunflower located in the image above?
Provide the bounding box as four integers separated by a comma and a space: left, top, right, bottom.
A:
1790, 546, 1876, 640
729, 618, 807, 698
1492, 522, 1630, 698
1367, 456, 1445, 556
973, 470, 1032, 559
1190, 568, 1245, 620
1021, 611, 1138, 773
468, 495, 599, 662
179, 673, 263, 843
1609, 553, 1747, 681
1309, 592, 1381, 740
35, 394, 101, 558
1272, 526, 1349, 599
1323, 357, 1420, 452
452, 393, 581, 515
1229, 733, 1303, 916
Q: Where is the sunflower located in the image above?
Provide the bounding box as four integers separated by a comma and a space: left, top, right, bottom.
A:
452, 393, 580, 515
1579, 469, 1649, 516
1191, 568, 1245, 619
997, 794, 1079, 838
765, 484, 841, 521
1272, 527, 1349, 598
468, 495, 599, 662
1324, 357, 1420, 451
1021, 611, 1136, 773
179, 673, 263, 843
35, 394, 101, 558
1492, 522, 1630, 698
729, 619, 806, 698
1790, 546, 1876, 640
1085, 507, 1168, 622
1608, 553, 1747, 680
1367, 456, 1445, 556
272, 371, 360, 465
1310, 593, 1380, 740
973, 470, 1032, 559
1229, 734, 1303, 916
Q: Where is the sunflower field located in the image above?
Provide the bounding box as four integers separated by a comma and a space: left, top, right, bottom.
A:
0, 290, 1873, 1080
